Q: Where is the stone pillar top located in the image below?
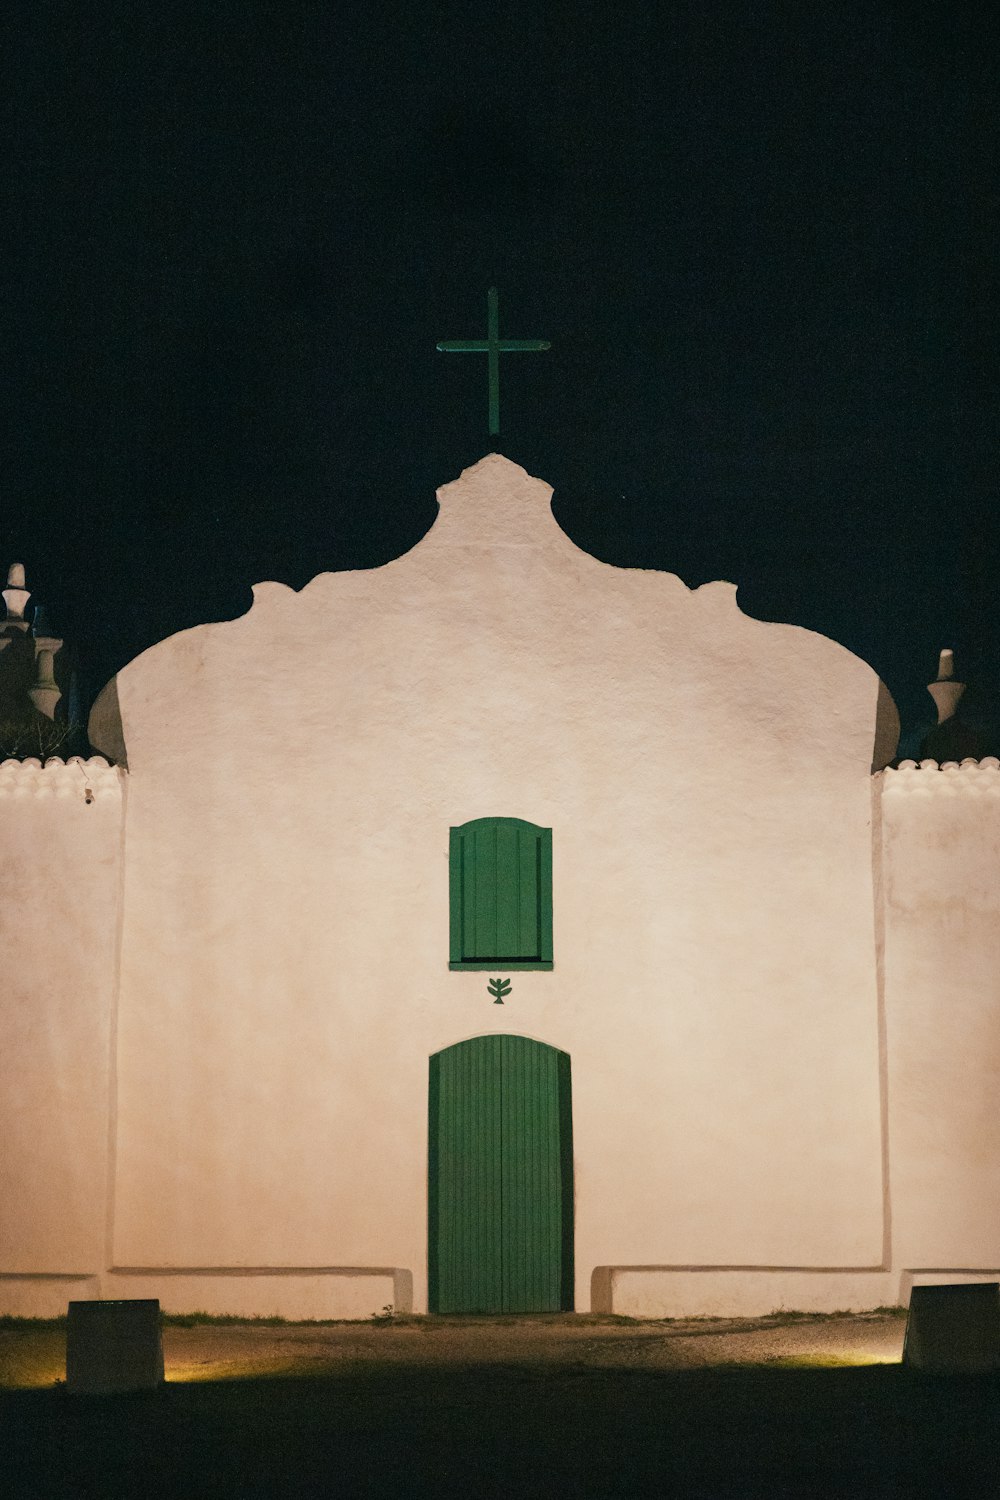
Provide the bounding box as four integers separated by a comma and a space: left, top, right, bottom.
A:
28, 647, 61, 719
2, 562, 30, 626
928, 648, 965, 725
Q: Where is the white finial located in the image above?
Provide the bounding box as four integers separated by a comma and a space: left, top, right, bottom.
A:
928, 648, 964, 724
2, 563, 30, 626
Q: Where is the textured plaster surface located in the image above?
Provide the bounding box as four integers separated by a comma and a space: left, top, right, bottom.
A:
880, 758, 1000, 1270
0, 758, 122, 1274
606, 1269, 897, 1319
86, 456, 894, 1315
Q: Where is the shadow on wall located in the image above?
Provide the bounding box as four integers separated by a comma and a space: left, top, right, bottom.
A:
86, 676, 126, 768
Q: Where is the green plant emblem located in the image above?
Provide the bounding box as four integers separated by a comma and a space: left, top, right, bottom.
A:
488, 977, 512, 1004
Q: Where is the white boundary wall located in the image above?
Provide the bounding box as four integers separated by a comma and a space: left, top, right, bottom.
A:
0, 757, 123, 1315
879, 757, 1000, 1284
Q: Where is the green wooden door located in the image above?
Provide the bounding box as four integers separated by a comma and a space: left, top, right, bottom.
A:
428, 1035, 573, 1313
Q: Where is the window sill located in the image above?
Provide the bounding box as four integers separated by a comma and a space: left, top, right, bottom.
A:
449, 961, 553, 972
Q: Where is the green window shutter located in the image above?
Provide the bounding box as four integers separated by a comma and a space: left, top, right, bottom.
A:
449, 818, 552, 970
537, 827, 553, 964
448, 827, 464, 965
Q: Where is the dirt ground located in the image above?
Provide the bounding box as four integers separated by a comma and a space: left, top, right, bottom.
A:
0, 1310, 907, 1390
156, 1310, 907, 1382
10, 1313, 1000, 1498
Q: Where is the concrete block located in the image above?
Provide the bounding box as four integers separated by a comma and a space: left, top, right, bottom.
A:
66, 1299, 164, 1394
902, 1283, 1000, 1374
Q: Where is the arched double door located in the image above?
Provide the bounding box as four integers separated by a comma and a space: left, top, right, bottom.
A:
428, 1035, 574, 1313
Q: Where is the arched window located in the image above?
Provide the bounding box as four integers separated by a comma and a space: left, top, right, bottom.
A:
449, 817, 553, 970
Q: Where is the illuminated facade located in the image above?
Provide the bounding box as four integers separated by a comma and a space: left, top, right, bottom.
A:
2, 455, 999, 1318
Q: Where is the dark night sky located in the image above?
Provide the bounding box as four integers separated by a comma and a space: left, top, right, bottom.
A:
3, 2, 998, 747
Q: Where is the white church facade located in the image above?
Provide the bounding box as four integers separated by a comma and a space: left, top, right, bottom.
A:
2, 454, 1000, 1319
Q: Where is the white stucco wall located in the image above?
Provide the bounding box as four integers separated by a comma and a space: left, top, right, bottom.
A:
0, 757, 122, 1311
880, 757, 1000, 1283
86, 456, 893, 1316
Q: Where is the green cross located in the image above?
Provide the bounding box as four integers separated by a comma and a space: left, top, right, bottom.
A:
437, 287, 550, 436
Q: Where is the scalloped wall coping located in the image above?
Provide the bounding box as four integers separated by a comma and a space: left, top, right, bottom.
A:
0, 755, 122, 800
4, 750, 998, 802
880, 756, 1000, 794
